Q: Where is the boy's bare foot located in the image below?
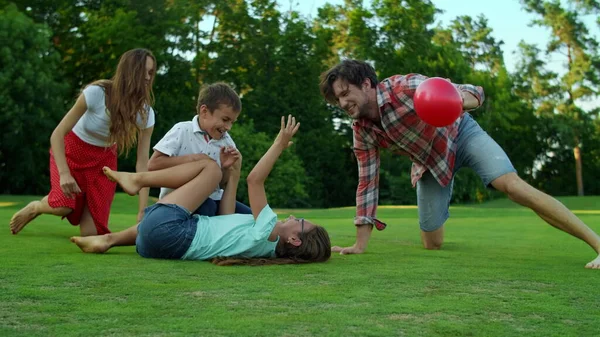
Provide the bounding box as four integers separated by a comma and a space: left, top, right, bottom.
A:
102, 167, 140, 196
585, 254, 600, 269
10, 201, 41, 234
70, 235, 111, 253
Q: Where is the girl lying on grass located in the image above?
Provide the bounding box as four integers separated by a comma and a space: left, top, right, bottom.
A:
71, 115, 331, 266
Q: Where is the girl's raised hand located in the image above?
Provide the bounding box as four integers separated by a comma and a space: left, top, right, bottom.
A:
274, 115, 300, 149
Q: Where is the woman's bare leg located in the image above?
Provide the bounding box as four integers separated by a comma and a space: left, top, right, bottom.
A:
79, 205, 97, 237
10, 196, 71, 234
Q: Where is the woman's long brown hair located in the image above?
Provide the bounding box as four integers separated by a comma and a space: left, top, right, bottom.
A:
89, 48, 156, 155
211, 226, 331, 266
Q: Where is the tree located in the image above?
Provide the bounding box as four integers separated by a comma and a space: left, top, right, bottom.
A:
229, 121, 308, 207
371, 0, 439, 76
521, 0, 600, 196
3, 0, 598, 205
445, 17, 543, 187
313, 0, 377, 63
450, 15, 505, 73
0, 4, 68, 194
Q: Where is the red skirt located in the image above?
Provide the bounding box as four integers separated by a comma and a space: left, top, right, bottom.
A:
48, 131, 117, 235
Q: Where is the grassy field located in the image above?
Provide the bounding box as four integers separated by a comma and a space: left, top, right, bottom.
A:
1, 194, 599, 337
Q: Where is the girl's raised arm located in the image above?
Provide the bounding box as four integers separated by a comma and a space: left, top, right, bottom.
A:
246, 115, 300, 220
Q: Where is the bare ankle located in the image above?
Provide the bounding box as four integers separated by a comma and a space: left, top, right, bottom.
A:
130, 173, 145, 192
132, 171, 144, 183
105, 233, 117, 247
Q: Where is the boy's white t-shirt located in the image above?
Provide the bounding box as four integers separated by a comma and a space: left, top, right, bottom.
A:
153, 116, 236, 200
73, 85, 155, 147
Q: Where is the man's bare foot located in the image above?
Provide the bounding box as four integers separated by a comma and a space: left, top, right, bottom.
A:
10, 201, 41, 234
70, 235, 111, 254
102, 167, 140, 196
585, 254, 600, 269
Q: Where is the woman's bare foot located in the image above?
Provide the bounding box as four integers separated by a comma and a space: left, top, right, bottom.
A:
585, 254, 600, 269
102, 167, 140, 196
10, 201, 41, 234
70, 235, 111, 253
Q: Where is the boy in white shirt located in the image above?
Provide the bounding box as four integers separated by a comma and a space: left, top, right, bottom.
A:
148, 82, 251, 215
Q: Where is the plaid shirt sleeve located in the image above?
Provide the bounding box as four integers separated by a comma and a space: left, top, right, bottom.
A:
404, 74, 485, 108
353, 126, 387, 230
404, 73, 429, 92
456, 83, 485, 110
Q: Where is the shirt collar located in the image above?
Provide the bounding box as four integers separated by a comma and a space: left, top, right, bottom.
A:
192, 115, 207, 135
376, 81, 387, 109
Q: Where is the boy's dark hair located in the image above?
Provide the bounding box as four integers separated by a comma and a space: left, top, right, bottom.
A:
197, 82, 242, 113
319, 59, 379, 104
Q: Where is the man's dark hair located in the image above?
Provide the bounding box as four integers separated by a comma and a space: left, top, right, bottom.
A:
319, 59, 379, 104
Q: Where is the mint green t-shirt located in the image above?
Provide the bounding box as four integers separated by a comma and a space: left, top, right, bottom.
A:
181, 205, 279, 261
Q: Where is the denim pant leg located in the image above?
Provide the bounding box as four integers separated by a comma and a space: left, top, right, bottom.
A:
136, 203, 197, 259
197, 199, 252, 215
228, 201, 252, 214
454, 113, 517, 187
415, 113, 516, 232
417, 171, 454, 232
193, 198, 218, 216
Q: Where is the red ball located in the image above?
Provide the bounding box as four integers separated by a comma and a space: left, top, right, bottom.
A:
413, 77, 463, 127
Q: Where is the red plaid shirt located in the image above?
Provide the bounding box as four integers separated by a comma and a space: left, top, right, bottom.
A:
353, 74, 484, 230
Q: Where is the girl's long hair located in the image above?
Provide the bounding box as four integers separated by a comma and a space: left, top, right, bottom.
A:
89, 48, 156, 155
211, 226, 331, 266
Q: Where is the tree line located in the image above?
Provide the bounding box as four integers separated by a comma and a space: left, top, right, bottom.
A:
1, 0, 599, 208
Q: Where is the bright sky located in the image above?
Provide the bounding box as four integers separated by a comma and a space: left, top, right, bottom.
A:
282, 0, 600, 74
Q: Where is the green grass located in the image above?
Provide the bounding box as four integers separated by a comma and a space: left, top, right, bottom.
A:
1, 194, 599, 337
